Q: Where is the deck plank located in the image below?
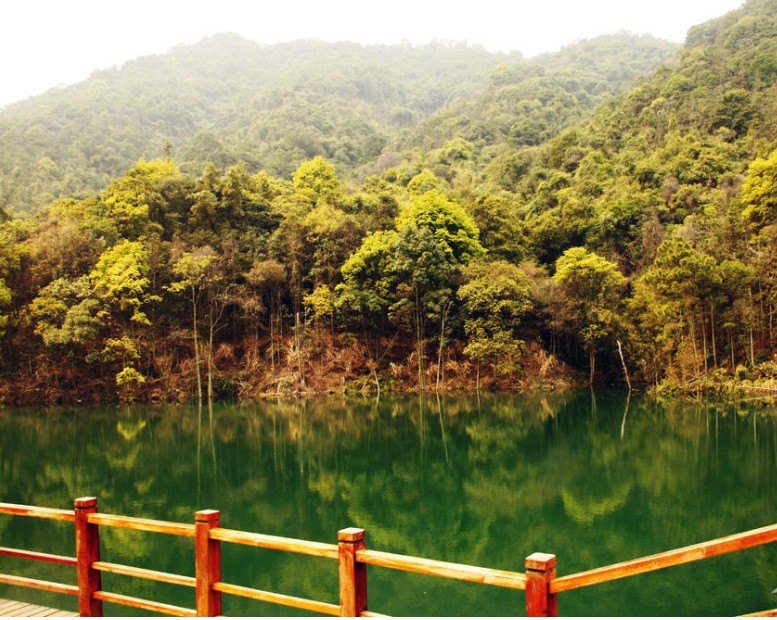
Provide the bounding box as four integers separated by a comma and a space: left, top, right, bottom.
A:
0, 598, 76, 617
15, 604, 53, 617
0, 602, 31, 615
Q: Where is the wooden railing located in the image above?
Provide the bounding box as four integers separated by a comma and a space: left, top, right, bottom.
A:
0, 499, 775, 617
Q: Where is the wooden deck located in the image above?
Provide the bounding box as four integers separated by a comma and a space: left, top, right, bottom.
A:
0, 598, 76, 617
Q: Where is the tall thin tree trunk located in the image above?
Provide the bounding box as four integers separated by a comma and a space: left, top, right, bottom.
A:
269, 311, 275, 373
701, 310, 708, 373
749, 288, 755, 367
589, 346, 596, 385
617, 339, 632, 393
710, 301, 717, 368
415, 288, 424, 393
679, 313, 686, 382
277, 290, 283, 344
436, 302, 450, 393
295, 311, 304, 390
371, 366, 381, 398
690, 316, 700, 378
192, 289, 202, 406
749, 327, 755, 367
758, 279, 766, 343
207, 305, 214, 403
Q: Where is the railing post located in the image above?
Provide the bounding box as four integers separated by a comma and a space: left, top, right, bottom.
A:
525, 552, 557, 617
195, 510, 222, 616
74, 497, 103, 617
338, 528, 367, 617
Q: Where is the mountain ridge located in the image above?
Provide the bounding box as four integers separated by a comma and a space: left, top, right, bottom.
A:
0, 32, 675, 216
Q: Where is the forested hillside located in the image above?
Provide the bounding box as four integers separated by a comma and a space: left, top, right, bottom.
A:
480, 0, 777, 387
0, 0, 775, 404
403, 33, 677, 153
0, 34, 674, 216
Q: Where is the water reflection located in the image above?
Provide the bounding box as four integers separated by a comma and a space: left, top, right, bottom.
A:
0, 393, 775, 616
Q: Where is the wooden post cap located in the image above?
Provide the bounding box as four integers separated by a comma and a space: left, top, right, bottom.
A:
525, 552, 556, 571
338, 527, 365, 543
195, 509, 220, 522
74, 497, 98, 509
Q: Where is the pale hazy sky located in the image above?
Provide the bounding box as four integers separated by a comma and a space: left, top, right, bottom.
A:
0, 0, 745, 108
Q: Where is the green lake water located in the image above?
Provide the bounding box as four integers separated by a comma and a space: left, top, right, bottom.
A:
0, 392, 775, 616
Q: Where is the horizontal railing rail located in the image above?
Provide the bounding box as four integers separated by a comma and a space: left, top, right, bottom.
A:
551, 523, 777, 594
0, 498, 774, 617
0, 573, 78, 597
210, 527, 338, 558
0, 503, 75, 522
0, 546, 77, 567
212, 581, 341, 616
91, 562, 196, 588
356, 549, 527, 589
87, 513, 195, 537
92, 590, 196, 617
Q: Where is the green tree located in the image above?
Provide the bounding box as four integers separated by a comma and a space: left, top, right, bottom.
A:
91, 240, 155, 327
468, 193, 527, 262
396, 190, 484, 264
719, 259, 756, 368
459, 260, 533, 388
169, 246, 218, 404
640, 237, 722, 376
188, 162, 221, 230
336, 231, 399, 390
101, 158, 179, 239
740, 149, 777, 230
245, 259, 286, 371
304, 284, 335, 335
292, 157, 342, 205
393, 226, 455, 391
29, 277, 102, 352
393, 191, 485, 389
553, 247, 626, 384
407, 170, 441, 197
337, 231, 398, 317
303, 204, 363, 286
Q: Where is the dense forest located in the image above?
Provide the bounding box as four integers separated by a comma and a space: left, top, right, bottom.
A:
0, 34, 675, 216
0, 0, 775, 404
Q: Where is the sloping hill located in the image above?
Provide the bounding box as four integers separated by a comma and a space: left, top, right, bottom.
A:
0, 36, 512, 215
483, 0, 777, 270
0, 33, 676, 216
403, 33, 678, 153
